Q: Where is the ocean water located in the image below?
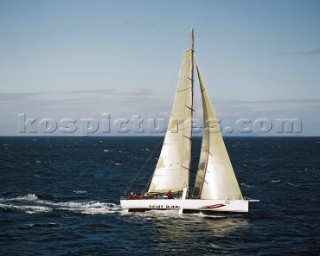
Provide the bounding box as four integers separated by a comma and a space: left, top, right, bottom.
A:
0, 136, 319, 255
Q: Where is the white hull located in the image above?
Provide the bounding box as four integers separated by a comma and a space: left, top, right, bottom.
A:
120, 198, 249, 214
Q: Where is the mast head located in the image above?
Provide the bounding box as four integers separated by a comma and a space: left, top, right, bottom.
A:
191, 28, 194, 51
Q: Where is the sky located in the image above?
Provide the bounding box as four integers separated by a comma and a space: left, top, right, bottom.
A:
0, 0, 319, 136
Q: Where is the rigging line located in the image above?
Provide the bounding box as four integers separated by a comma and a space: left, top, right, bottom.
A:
125, 38, 194, 196
142, 160, 157, 194
124, 46, 185, 196
142, 136, 167, 194
132, 72, 179, 195
159, 50, 192, 124
123, 56, 182, 196
157, 78, 174, 119
123, 138, 164, 196
155, 57, 181, 121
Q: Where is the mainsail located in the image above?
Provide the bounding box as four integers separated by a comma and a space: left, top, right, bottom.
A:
147, 48, 194, 194
192, 61, 243, 200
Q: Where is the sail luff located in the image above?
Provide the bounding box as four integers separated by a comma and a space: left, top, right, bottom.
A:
193, 61, 243, 200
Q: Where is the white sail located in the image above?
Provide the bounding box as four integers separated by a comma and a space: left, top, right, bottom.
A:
147, 48, 193, 194
193, 61, 243, 200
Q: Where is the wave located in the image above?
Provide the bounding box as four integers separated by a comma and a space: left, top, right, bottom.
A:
56, 201, 120, 215
73, 190, 87, 194
16, 193, 39, 201
240, 183, 255, 188
0, 203, 52, 214
0, 194, 121, 215
120, 209, 180, 219
25, 222, 59, 227
287, 182, 300, 187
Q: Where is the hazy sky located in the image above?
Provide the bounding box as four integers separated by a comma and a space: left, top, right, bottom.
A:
0, 0, 319, 136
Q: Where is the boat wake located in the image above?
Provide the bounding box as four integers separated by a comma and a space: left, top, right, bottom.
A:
0, 194, 121, 215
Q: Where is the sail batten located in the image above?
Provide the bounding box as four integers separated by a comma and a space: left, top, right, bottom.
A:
193, 61, 243, 200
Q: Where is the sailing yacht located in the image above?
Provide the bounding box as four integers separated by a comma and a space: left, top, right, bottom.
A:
120, 29, 255, 214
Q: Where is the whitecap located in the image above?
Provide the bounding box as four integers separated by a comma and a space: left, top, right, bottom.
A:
24, 222, 58, 227
197, 212, 227, 219
287, 182, 300, 187
120, 209, 179, 218
0, 203, 52, 214
16, 194, 39, 201
1, 194, 120, 215
57, 201, 120, 215
240, 183, 255, 188
73, 190, 87, 194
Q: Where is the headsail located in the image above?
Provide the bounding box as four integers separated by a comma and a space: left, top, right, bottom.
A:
147, 47, 194, 195
193, 61, 243, 200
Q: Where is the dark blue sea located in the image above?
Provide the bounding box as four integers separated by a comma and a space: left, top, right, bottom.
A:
0, 136, 319, 255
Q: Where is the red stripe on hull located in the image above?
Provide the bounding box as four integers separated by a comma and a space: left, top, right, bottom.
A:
201, 204, 226, 209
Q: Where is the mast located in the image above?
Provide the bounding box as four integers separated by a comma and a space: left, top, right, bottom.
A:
191, 28, 194, 52
191, 28, 194, 93
189, 28, 194, 199
191, 27, 194, 113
